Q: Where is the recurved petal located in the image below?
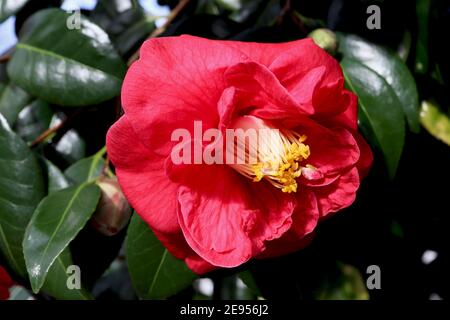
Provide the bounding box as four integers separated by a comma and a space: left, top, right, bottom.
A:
168, 163, 295, 267
106, 115, 180, 234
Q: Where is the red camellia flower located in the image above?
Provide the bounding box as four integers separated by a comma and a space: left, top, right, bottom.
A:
0, 266, 13, 300
107, 35, 372, 274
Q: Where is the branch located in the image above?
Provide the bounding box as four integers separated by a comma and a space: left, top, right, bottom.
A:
29, 110, 81, 148
0, 54, 11, 64
127, 0, 191, 65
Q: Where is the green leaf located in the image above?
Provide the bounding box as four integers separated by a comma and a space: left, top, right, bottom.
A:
0, 0, 29, 23
415, 0, 431, 74
7, 8, 126, 106
91, 0, 155, 57
0, 113, 45, 277
42, 248, 93, 300
54, 130, 86, 165
316, 263, 369, 300
0, 83, 32, 126
14, 100, 53, 142
42, 159, 70, 193
23, 182, 101, 293
342, 59, 405, 178
126, 214, 196, 299
337, 33, 420, 133
114, 17, 155, 57
46, 114, 86, 165
420, 101, 450, 146
64, 147, 106, 184
238, 271, 261, 296
255, 0, 282, 27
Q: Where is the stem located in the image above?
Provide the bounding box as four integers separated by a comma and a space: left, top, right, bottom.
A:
0, 54, 11, 64
127, 0, 191, 65
29, 109, 81, 148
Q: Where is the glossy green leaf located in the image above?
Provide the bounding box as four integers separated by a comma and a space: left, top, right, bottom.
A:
64, 147, 106, 184
7, 8, 126, 106
0, 113, 45, 277
420, 101, 450, 146
0, 83, 32, 125
42, 248, 92, 300
0, 0, 29, 23
42, 159, 70, 193
54, 130, 86, 165
126, 214, 196, 299
338, 33, 420, 133
23, 182, 101, 293
14, 100, 53, 142
342, 59, 405, 178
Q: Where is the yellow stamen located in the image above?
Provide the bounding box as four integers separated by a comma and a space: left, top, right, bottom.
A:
229, 118, 313, 193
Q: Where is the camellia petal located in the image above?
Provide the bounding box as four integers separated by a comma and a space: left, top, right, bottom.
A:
167, 162, 295, 267
106, 116, 180, 234
314, 167, 360, 218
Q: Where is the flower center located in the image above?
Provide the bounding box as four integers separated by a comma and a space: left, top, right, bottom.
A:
228, 116, 313, 193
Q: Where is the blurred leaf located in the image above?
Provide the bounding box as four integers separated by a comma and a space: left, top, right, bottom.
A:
0, 0, 29, 23
316, 263, 369, 300
7, 285, 34, 300
91, 259, 136, 300
64, 148, 106, 185
254, 0, 282, 27
126, 214, 196, 299
196, 0, 221, 15
415, 0, 431, 74
41, 248, 92, 299
238, 270, 261, 296
397, 30, 411, 62
221, 275, 255, 300
14, 100, 53, 142
42, 159, 70, 193
0, 113, 44, 277
420, 101, 450, 146
215, 0, 240, 11
54, 130, 86, 165
114, 17, 155, 57
46, 114, 86, 165
230, 0, 280, 26
391, 220, 405, 239
23, 182, 101, 293
0, 83, 31, 125
91, 0, 155, 57
165, 14, 241, 39
7, 8, 126, 106
338, 33, 420, 133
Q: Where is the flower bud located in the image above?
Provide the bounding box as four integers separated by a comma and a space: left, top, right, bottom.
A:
308, 28, 338, 55
92, 177, 132, 236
